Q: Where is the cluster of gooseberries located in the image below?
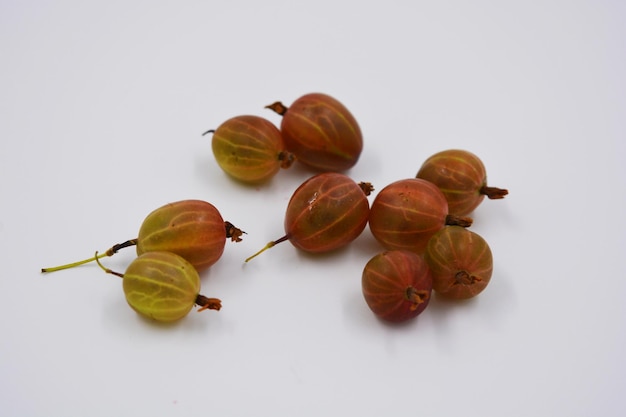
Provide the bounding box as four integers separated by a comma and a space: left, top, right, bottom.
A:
42, 92, 508, 326
363, 148, 508, 322
42, 200, 244, 322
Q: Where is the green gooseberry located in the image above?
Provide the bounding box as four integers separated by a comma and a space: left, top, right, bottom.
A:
96, 251, 221, 322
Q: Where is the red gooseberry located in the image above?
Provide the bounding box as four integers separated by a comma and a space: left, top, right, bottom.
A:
368, 178, 472, 254
41, 199, 244, 274
266, 93, 363, 172
246, 172, 373, 261
362, 250, 433, 323
424, 226, 493, 299
416, 149, 508, 216
204, 115, 295, 184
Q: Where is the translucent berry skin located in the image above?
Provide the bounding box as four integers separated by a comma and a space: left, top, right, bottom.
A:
285, 173, 369, 253
416, 149, 506, 216
368, 178, 450, 254
122, 251, 201, 322
211, 115, 292, 184
275, 93, 363, 172
136, 200, 227, 272
362, 250, 433, 322
424, 226, 493, 299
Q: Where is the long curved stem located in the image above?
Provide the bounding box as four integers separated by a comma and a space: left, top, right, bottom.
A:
41, 239, 138, 273
94, 251, 124, 278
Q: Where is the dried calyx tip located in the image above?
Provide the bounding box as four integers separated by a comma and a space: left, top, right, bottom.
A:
481, 185, 509, 199
406, 287, 429, 310
278, 151, 296, 169
358, 182, 375, 196
225, 221, 245, 242
265, 101, 288, 116
445, 214, 473, 228
195, 295, 222, 312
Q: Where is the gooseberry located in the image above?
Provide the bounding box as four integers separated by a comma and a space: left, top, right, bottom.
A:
41, 199, 244, 274
368, 178, 473, 254
246, 172, 373, 261
424, 226, 493, 299
204, 115, 295, 184
96, 251, 221, 322
416, 149, 508, 216
266, 93, 363, 172
136, 199, 243, 271
361, 250, 433, 322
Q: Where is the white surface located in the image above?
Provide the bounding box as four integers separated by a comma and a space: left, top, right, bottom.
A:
1, 1, 625, 416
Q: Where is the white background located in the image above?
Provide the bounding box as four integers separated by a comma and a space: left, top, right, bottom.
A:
1, 1, 625, 416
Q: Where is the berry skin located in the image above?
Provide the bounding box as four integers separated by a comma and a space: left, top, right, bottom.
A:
362, 250, 433, 322
416, 149, 508, 216
266, 93, 363, 172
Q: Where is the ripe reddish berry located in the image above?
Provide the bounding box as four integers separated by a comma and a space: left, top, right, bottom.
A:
416, 149, 508, 216
266, 93, 363, 172
368, 178, 472, 254
205, 115, 295, 184
136, 200, 244, 272
362, 250, 433, 322
246, 173, 373, 261
41, 200, 244, 274
424, 226, 493, 299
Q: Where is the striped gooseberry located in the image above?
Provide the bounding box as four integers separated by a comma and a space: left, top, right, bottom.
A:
41, 200, 243, 274
246, 172, 373, 261
135, 199, 243, 271
265, 93, 363, 172
368, 178, 473, 254
204, 115, 295, 184
416, 149, 508, 216
361, 250, 433, 323
424, 226, 493, 299
96, 251, 221, 322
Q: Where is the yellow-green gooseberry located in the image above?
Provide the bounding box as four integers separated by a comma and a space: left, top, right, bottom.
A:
96, 251, 221, 322
204, 115, 295, 184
